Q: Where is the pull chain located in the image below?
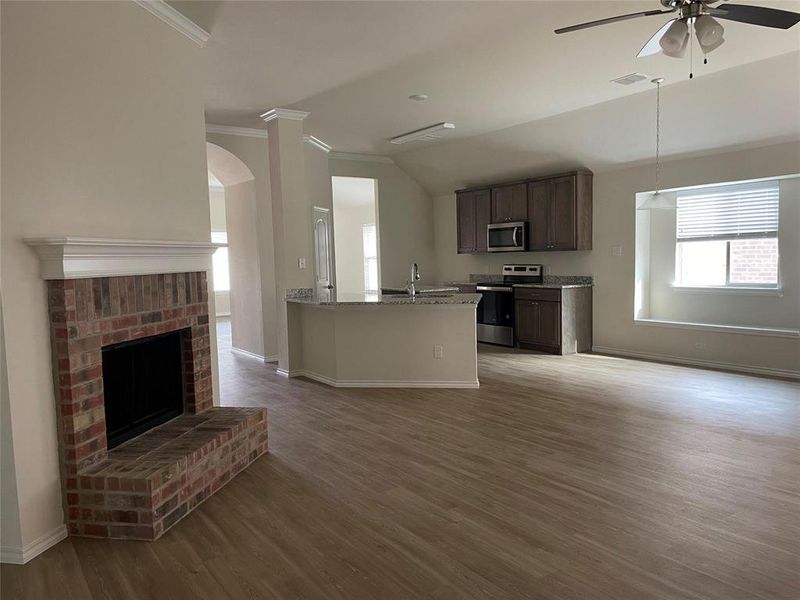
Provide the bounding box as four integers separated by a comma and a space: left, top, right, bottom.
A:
656, 79, 661, 192
652, 78, 664, 194
689, 20, 694, 79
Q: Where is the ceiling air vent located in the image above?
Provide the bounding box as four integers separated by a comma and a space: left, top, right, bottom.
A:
611, 73, 650, 85
390, 122, 455, 145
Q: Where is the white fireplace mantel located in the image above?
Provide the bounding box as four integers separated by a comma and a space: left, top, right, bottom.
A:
24, 237, 219, 280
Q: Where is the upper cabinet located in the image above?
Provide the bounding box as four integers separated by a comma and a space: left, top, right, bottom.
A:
456, 191, 476, 254
491, 183, 527, 223
528, 173, 592, 251
474, 189, 491, 253
456, 189, 491, 254
456, 170, 592, 254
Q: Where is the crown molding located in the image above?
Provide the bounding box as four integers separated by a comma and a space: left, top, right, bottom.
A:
328, 151, 394, 165
206, 124, 268, 139
303, 135, 332, 153
260, 108, 311, 123
132, 0, 210, 47
24, 237, 218, 280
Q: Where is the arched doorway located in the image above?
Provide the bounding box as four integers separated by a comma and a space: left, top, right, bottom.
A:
206, 142, 265, 363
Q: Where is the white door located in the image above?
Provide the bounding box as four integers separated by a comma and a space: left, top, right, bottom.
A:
313, 207, 334, 295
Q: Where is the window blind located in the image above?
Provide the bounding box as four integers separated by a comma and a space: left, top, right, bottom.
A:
676, 181, 779, 241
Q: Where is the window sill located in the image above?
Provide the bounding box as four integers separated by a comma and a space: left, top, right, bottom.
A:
634, 318, 799, 338
671, 285, 783, 297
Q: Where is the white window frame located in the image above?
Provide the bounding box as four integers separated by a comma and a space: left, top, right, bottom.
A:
362, 223, 378, 293
673, 180, 780, 291
211, 231, 230, 293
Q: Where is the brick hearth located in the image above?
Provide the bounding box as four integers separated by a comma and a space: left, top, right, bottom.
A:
46, 271, 268, 540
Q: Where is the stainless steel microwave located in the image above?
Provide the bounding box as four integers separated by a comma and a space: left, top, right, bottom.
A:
487, 221, 527, 252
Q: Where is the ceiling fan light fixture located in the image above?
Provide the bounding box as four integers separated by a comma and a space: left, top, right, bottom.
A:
695, 15, 725, 53
659, 18, 689, 57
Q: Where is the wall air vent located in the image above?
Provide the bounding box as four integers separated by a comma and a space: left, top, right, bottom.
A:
611, 73, 650, 85
390, 122, 455, 145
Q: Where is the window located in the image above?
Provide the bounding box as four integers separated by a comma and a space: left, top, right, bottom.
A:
675, 181, 779, 288
211, 231, 230, 292
362, 223, 378, 293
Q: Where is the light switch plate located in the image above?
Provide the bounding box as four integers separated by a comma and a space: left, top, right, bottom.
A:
611, 245, 623, 257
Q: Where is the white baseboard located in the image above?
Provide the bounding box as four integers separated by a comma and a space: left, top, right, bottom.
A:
591, 346, 800, 380
0, 524, 68, 565
264, 354, 278, 363
230, 346, 265, 361
277, 368, 480, 388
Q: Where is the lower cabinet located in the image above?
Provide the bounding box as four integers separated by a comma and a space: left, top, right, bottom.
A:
514, 287, 592, 354
515, 299, 560, 348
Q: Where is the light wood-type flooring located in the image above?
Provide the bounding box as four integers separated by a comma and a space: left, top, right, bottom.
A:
2, 319, 798, 599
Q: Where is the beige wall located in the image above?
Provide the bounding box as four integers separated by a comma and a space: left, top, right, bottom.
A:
224, 179, 265, 356
1, 1, 211, 554
304, 143, 337, 293
292, 304, 479, 386
206, 134, 274, 360
329, 159, 437, 288
432, 141, 800, 376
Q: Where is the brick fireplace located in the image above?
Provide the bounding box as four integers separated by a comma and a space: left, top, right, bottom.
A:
29, 239, 268, 541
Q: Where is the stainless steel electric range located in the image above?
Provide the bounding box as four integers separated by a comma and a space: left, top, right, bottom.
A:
476, 264, 543, 347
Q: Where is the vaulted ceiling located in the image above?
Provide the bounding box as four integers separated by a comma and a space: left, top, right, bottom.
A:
177, 0, 800, 159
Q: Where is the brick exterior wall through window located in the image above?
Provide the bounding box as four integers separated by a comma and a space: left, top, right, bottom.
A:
729, 238, 779, 285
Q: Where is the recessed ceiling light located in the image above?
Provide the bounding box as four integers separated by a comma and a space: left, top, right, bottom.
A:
408, 94, 429, 101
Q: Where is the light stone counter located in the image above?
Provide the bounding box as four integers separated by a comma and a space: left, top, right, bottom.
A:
287, 291, 481, 307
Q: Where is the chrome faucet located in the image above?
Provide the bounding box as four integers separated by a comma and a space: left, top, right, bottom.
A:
406, 262, 420, 298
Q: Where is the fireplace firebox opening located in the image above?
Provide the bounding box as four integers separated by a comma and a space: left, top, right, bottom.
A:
102, 329, 187, 449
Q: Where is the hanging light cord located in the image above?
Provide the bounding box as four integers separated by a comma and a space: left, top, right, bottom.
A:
655, 78, 662, 194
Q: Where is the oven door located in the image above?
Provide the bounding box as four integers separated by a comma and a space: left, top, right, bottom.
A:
476, 286, 515, 346
487, 222, 527, 252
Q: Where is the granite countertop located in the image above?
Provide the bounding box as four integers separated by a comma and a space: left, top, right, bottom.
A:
288, 291, 482, 306
511, 283, 593, 289
442, 281, 592, 290
443, 274, 593, 290
380, 285, 460, 294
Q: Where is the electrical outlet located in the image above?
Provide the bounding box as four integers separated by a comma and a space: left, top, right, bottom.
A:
298, 257, 307, 270
611, 245, 623, 257
694, 341, 707, 350
434, 345, 443, 359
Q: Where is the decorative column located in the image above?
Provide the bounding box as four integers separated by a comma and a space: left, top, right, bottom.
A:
260, 108, 313, 373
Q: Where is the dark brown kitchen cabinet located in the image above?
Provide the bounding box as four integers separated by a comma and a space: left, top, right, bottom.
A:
456, 189, 491, 254
455, 170, 592, 254
474, 189, 491, 252
491, 183, 527, 223
514, 287, 592, 355
515, 300, 560, 348
527, 173, 592, 251
456, 191, 475, 254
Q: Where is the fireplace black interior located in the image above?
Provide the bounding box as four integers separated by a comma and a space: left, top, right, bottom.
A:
102, 329, 186, 449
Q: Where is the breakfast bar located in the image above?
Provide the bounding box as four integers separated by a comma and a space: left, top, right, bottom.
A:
284, 292, 481, 388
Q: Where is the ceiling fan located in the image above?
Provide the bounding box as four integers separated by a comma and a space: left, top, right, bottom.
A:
555, 1, 800, 59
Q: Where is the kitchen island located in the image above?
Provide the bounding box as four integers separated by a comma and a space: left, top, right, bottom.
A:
284, 291, 481, 388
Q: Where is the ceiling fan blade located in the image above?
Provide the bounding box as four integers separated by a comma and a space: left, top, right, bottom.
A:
555, 9, 675, 34
714, 4, 800, 29
638, 19, 678, 57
